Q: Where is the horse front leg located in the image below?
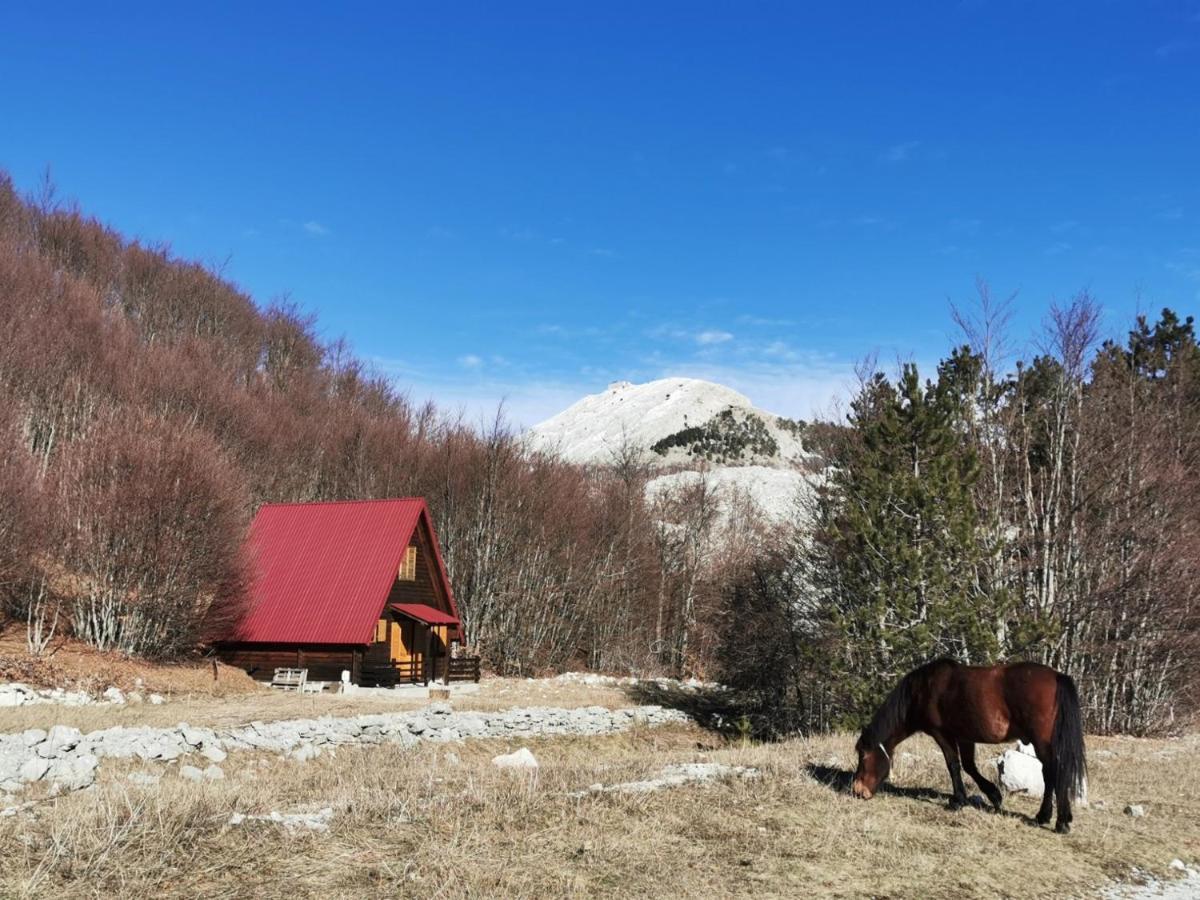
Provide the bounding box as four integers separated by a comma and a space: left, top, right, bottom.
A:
931, 732, 968, 810
959, 740, 1003, 812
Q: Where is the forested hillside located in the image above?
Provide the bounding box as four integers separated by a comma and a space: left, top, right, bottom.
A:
0, 173, 735, 676
1, 174, 1197, 735
720, 292, 1200, 736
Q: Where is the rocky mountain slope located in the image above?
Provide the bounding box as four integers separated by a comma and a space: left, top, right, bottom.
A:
528, 378, 811, 467
528, 378, 819, 523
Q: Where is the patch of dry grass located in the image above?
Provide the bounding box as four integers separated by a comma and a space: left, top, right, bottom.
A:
0, 627, 259, 700
2, 727, 1197, 899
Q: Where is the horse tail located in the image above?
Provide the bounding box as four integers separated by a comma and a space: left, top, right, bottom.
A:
1052, 672, 1087, 800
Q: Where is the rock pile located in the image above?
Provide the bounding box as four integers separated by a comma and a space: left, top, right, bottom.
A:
0, 682, 164, 708
552, 672, 722, 692
0, 703, 689, 798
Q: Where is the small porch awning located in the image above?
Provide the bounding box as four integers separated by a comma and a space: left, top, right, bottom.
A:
389, 603, 460, 627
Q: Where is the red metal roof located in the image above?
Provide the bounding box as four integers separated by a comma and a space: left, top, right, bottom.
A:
226, 498, 461, 645
389, 603, 460, 626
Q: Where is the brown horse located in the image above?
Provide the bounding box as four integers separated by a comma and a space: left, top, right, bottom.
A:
851, 658, 1086, 833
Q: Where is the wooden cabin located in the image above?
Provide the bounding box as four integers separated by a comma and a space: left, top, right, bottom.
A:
216, 498, 478, 686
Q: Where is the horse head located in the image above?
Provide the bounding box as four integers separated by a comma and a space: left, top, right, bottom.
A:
852, 733, 892, 799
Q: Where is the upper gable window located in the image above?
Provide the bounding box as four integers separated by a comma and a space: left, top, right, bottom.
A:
399, 545, 418, 581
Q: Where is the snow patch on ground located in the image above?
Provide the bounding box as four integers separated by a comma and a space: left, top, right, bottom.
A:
1100, 862, 1200, 899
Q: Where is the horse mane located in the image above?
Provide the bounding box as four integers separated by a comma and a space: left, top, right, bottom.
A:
859, 658, 954, 748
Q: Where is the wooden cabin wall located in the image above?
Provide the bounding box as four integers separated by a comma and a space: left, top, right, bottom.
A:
217, 643, 362, 682
385, 528, 446, 612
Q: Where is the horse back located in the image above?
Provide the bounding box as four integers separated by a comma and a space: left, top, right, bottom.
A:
923, 660, 1059, 746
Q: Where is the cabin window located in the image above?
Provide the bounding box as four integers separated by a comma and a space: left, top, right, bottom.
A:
399, 545, 418, 581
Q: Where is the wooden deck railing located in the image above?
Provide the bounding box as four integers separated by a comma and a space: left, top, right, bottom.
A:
361, 655, 481, 686
447, 656, 482, 683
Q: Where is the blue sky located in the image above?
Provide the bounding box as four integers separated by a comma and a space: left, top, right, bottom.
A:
3, 2, 1199, 426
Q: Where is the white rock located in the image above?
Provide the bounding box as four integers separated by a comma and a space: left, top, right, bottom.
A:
996, 745, 1044, 795
588, 762, 760, 795
36, 726, 82, 759
102, 686, 126, 704
180, 765, 206, 782
229, 807, 334, 833
127, 772, 161, 786
492, 747, 539, 772
45, 754, 98, 791
203, 765, 225, 781
18, 757, 50, 783
148, 694, 165, 705
201, 745, 227, 763
290, 744, 320, 762
1125, 804, 1146, 817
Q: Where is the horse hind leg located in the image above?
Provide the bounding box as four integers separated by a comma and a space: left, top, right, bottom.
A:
1054, 767, 1074, 834
959, 741, 1003, 812
1033, 742, 1055, 827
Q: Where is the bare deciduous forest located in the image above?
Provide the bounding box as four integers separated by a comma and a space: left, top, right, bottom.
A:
1, 174, 1197, 735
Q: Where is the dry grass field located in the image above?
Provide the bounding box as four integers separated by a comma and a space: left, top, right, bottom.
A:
1, 717, 1197, 899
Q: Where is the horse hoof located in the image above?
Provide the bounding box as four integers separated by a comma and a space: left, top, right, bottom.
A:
1055, 822, 1071, 834
1035, 813, 1051, 827
948, 800, 965, 812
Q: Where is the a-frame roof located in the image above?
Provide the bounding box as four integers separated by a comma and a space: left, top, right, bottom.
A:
227, 497, 461, 645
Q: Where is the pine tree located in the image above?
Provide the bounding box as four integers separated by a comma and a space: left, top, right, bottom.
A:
814, 362, 1001, 721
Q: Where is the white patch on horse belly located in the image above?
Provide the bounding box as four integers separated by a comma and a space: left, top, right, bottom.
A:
988, 713, 1011, 743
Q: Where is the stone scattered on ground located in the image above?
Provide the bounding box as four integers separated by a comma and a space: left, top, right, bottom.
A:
492, 747, 539, 771
1125, 804, 1147, 817
0, 702, 689, 798
180, 764, 225, 783
995, 741, 1044, 795
228, 807, 334, 833
552, 671, 723, 692
993, 740, 1088, 807
0, 681, 161, 709
581, 762, 760, 795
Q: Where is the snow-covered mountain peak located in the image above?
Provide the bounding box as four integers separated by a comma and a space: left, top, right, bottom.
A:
528, 377, 809, 468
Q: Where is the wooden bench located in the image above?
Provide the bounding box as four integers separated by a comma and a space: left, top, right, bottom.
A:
270, 667, 308, 692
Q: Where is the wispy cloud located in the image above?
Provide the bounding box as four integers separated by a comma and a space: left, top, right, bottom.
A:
500, 226, 539, 241
737, 314, 795, 327
303, 220, 330, 237
1051, 219, 1080, 234
1045, 241, 1072, 256
1155, 39, 1199, 58
883, 140, 921, 163
457, 354, 483, 369
852, 214, 893, 228
695, 329, 733, 346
